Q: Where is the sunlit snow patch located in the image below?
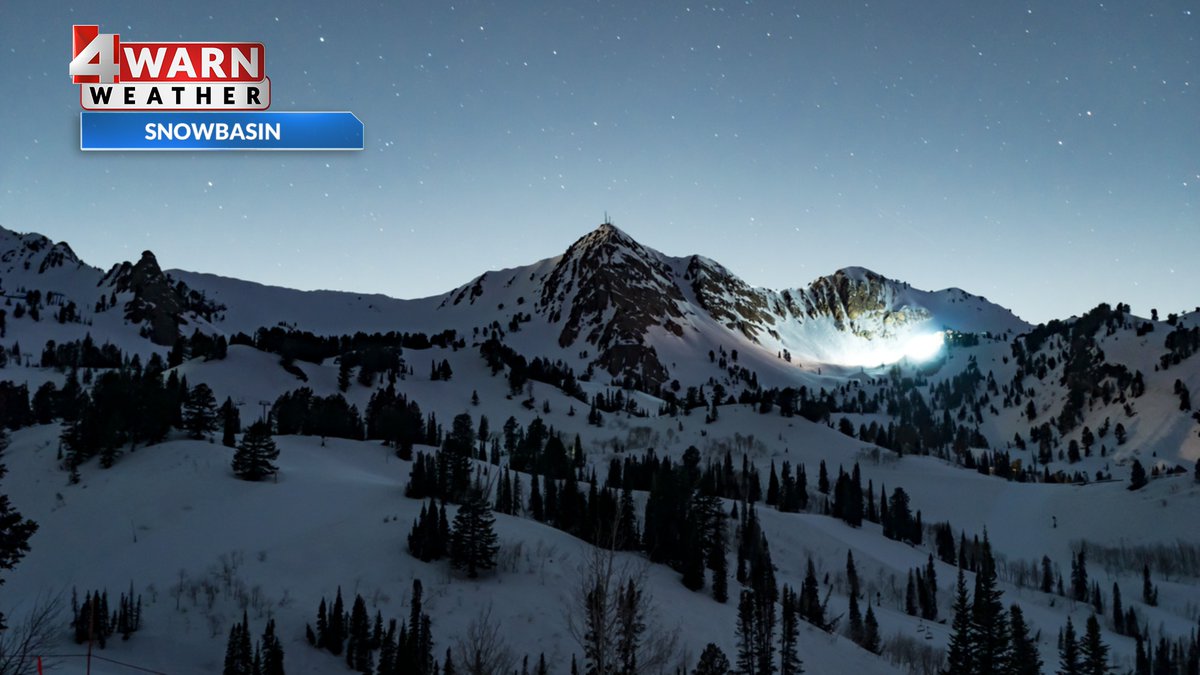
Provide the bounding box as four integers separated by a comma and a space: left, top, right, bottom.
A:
833, 330, 945, 367
902, 331, 945, 362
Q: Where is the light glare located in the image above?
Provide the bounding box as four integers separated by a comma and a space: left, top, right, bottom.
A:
903, 331, 944, 362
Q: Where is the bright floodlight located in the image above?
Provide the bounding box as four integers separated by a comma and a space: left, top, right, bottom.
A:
902, 331, 944, 362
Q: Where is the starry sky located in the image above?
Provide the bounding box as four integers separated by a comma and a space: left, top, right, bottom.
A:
0, 1, 1196, 323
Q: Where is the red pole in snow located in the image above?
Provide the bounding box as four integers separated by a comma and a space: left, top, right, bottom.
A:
36, 656, 43, 675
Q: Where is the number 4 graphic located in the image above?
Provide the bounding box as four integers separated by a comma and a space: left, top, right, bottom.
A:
71, 25, 120, 84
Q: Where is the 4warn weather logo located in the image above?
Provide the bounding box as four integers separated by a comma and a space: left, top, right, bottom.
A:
70, 24, 363, 151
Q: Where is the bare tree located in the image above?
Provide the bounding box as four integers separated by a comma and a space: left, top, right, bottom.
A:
565, 545, 680, 675
454, 604, 516, 675
0, 593, 63, 675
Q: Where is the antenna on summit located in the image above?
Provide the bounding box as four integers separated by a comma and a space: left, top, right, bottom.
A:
603, 211, 611, 226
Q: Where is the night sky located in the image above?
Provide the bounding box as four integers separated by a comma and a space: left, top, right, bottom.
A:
1, 1, 1196, 323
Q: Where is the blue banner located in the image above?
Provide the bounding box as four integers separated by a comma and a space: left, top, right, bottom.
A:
80, 111, 364, 151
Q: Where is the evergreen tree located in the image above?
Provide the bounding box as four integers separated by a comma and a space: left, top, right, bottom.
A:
185, 383, 219, 439
861, 603, 880, 654
261, 618, 285, 675
1009, 604, 1043, 675
450, 485, 500, 578
442, 413, 475, 501
798, 558, 825, 630
329, 586, 346, 656
1134, 637, 1149, 675
1111, 583, 1124, 635
971, 534, 1010, 674
736, 589, 756, 675
338, 358, 352, 392
693, 643, 733, 675
921, 555, 939, 621
220, 397, 240, 448
347, 594, 371, 672
1058, 617, 1081, 675
709, 513, 729, 604
223, 612, 255, 675
232, 420, 279, 481
615, 578, 645, 675
1041, 556, 1055, 594
906, 570, 918, 616
1128, 460, 1148, 490
316, 599, 329, 649
1142, 565, 1158, 606
1071, 547, 1089, 603
0, 432, 37, 630
1079, 614, 1109, 675
944, 568, 974, 675
846, 551, 863, 645
529, 473, 544, 522
778, 586, 802, 675
767, 461, 780, 506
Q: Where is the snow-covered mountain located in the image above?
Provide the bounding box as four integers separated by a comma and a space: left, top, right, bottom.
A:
1, 221, 1029, 383
2, 221, 1198, 675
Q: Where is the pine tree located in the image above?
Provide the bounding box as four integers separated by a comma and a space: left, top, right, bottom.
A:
232, 420, 279, 481
736, 589, 756, 675
847, 551, 863, 644
329, 586, 346, 656
529, 474, 544, 522
349, 594, 371, 673
694, 643, 733, 675
1141, 564, 1158, 606
185, 383, 219, 439
861, 603, 880, 654
1009, 604, 1043, 675
220, 397, 240, 448
1134, 637, 1149, 675
971, 534, 1010, 674
1079, 614, 1109, 675
681, 499, 707, 591
223, 612, 254, 675
1058, 617, 1081, 675
316, 598, 329, 649
778, 586, 802, 675
443, 413, 475, 501
798, 558, 824, 630
0, 434, 38, 631
1041, 555, 1055, 594
767, 461, 780, 506
709, 514, 728, 604
1071, 546, 1089, 602
921, 555, 938, 621
1128, 459, 1147, 490
906, 570, 918, 616
261, 618, 285, 675
615, 578, 645, 675
1111, 583, 1124, 635
943, 568, 974, 675
450, 486, 500, 578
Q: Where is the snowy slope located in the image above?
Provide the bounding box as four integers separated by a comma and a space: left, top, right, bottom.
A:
2, 221, 1199, 674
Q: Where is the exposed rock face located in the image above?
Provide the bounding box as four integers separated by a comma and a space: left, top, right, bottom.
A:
684, 255, 775, 342
102, 251, 224, 346
0, 228, 85, 278
793, 267, 931, 338
431, 223, 1024, 387
539, 223, 685, 388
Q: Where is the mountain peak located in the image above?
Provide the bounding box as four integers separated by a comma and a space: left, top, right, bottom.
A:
579, 220, 636, 249
830, 266, 883, 283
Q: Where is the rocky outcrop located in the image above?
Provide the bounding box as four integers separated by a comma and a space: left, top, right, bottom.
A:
102, 251, 224, 346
